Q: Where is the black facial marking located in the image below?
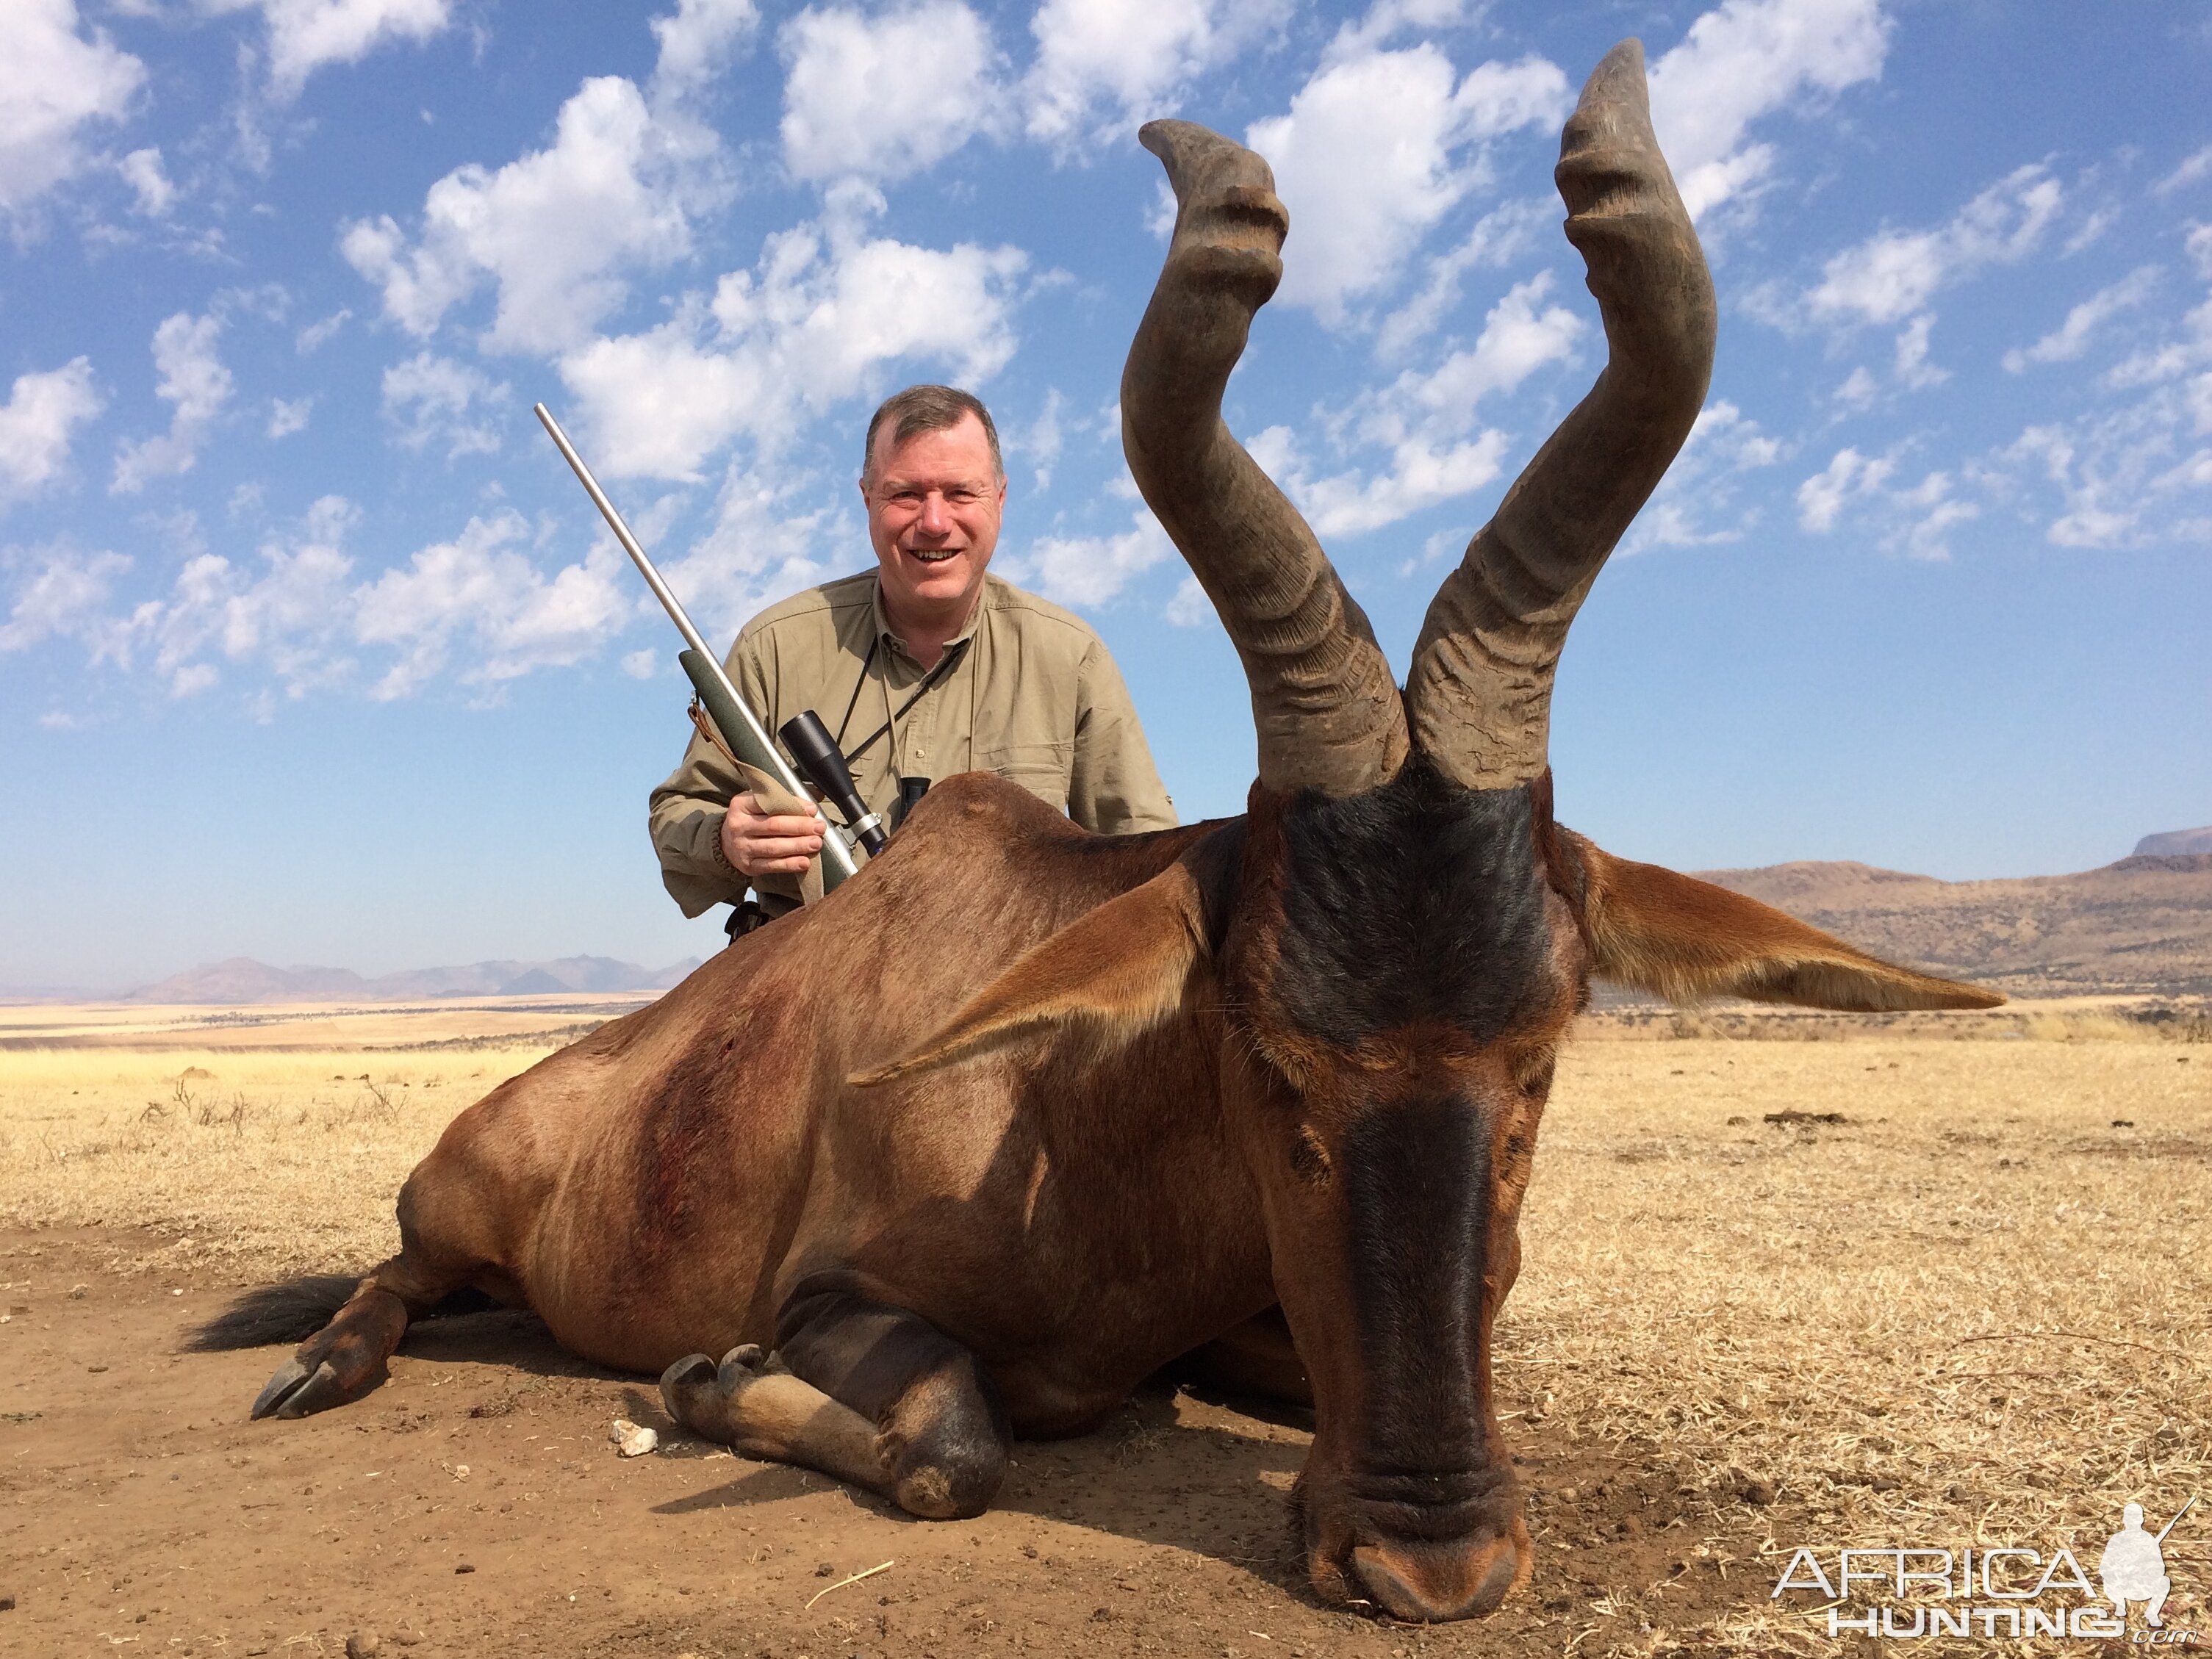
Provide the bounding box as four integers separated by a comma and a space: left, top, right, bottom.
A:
1272, 763, 1552, 1048
1339, 1095, 1493, 1528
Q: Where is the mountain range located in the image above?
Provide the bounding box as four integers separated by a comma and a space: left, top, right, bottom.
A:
120, 954, 702, 1005
1699, 851, 2212, 998
43, 824, 2212, 1005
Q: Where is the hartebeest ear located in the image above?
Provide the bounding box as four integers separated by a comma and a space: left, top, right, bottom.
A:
850, 858, 1213, 1087
1559, 830, 2004, 1012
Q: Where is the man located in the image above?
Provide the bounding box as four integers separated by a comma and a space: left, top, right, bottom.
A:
650, 384, 1177, 930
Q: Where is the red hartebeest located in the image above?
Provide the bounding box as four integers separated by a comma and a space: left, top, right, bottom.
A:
210, 43, 2000, 1622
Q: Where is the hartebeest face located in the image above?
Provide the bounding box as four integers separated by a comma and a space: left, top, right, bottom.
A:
1218, 765, 1586, 1618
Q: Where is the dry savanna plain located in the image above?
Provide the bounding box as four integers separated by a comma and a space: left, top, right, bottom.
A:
0, 992, 2206, 1659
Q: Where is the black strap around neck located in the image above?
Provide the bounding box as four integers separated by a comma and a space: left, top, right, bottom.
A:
836, 633, 972, 766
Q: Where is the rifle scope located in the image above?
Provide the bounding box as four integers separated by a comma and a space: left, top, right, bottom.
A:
779, 710, 889, 858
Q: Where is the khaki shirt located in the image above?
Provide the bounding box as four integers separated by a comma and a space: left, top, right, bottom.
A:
650, 570, 1177, 917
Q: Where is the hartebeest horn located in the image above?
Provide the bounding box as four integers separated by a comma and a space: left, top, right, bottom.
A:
1123, 121, 1411, 798
1405, 40, 1716, 790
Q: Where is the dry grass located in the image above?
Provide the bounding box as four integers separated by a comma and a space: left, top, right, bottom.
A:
1, 1012, 2206, 1655
0, 1047, 551, 1274
1510, 1038, 2211, 1654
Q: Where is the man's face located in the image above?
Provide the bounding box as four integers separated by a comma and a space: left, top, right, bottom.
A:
862, 413, 1007, 625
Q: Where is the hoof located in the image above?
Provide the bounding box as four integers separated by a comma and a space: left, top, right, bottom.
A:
251, 1356, 349, 1419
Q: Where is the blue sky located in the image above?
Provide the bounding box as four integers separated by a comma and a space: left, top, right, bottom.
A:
2, 0, 2208, 992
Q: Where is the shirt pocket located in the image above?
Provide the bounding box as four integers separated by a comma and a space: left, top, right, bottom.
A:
975, 740, 1074, 815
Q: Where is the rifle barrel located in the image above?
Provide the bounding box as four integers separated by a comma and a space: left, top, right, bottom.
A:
2155, 1494, 2197, 1546
534, 402, 858, 887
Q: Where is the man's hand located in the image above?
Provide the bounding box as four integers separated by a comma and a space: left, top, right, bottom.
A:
721, 793, 826, 877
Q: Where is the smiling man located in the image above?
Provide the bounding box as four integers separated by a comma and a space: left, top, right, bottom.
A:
650, 384, 1177, 932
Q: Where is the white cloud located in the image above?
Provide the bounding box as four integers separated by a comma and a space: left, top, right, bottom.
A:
0, 358, 104, 504
0, 0, 146, 220
1795, 445, 1978, 557
1891, 312, 1944, 389
296, 308, 351, 353
559, 193, 1027, 480
1796, 445, 1892, 532
1890, 469, 1975, 560
1374, 195, 1550, 360
1323, 0, 1479, 65
1832, 364, 1878, 410
20, 496, 643, 699
112, 312, 233, 494
118, 145, 174, 215
1647, 0, 1890, 223
137, 495, 361, 695
2155, 144, 2212, 198
1008, 508, 1171, 608
1289, 425, 1509, 538
381, 351, 506, 457
1163, 572, 1209, 627
1248, 46, 1568, 322
656, 464, 836, 643
1805, 164, 2064, 327
2188, 223, 2212, 284
341, 75, 713, 353
355, 511, 634, 698
1622, 399, 1784, 552
1993, 384, 2212, 551
1009, 388, 1064, 490
266, 395, 314, 439
0, 542, 130, 655
780, 2, 998, 184
203, 0, 454, 100
2002, 265, 2160, 372
1024, 0, 1286, 149
1268, 272, 1582, 536
650, 0, 760, 98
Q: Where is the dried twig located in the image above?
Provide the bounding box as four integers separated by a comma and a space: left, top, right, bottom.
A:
1940, 1331, 2196, 1361
804, 1559, 892, 1611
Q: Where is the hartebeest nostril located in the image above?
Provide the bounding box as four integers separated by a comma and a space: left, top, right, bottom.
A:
1351, 1536, 1524, 1622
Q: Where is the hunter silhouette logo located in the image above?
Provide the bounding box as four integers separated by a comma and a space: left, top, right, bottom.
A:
2103, 1498, 2194, 1630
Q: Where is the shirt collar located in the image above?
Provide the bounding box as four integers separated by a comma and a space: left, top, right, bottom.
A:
870, 571, 994, 661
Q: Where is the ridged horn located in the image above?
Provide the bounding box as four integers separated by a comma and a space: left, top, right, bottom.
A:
1121, 120, 1410, 799
1405, 40, 1716, 790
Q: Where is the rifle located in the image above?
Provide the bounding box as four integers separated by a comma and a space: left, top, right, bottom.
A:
534, 403, 884, 893
2156, 1495, 2197, 1547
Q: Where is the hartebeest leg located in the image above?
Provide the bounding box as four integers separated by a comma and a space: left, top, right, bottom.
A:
661, 1292, 1010, 1519
248, 1150, 506, 1419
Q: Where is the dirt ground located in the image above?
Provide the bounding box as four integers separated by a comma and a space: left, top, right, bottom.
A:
1, 1012, 2205, 1658
1, 1226, 1770, 1659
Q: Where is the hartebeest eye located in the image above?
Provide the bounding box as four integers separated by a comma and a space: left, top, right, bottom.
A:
1290, 1124, 1332, 1186
1514, 1050, 1557, 1098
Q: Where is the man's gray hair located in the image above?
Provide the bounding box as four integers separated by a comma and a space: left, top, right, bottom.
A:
862, 385, 1005, 484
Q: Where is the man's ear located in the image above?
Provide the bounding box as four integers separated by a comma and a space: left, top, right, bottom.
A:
1557, 830, 2004, 1012
851, 857, 1211, 1086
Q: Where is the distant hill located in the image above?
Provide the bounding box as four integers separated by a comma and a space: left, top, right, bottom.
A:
125, 953, 702, 1004
1698, 854, 2212, 997
2136, 824, 2212, 857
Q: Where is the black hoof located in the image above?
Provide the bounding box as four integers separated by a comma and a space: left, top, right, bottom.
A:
250, 1356, 346, 1419
660, 1352, 721, 1429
